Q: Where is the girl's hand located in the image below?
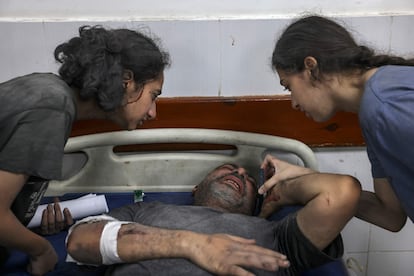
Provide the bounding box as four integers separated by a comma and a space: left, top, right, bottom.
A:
259, 154, 315, 195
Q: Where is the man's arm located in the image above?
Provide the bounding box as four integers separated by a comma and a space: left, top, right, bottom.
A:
67, 219, 290, 276
356, 178, 406, 232
260, 172, 361, 251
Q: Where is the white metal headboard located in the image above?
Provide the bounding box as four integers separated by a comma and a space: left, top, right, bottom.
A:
47, 128, 317, 196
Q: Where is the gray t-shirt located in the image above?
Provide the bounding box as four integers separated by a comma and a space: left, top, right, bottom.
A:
0, 72, 76, 180
0, 73, 76, 225
106, 202, 343, 276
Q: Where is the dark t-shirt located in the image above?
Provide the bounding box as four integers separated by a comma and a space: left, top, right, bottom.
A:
106, 202, 343, 276
0, 72, 76, 225
0, 72, 76, 179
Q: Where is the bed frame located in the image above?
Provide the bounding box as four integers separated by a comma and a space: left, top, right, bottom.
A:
47, 128, 318, 196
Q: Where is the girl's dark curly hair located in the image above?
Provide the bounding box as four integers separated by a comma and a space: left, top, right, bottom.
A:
54, 25, 171, 111
272, 15, 414, 78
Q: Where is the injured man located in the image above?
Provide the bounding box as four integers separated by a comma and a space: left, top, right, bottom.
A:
66, 159, 361, 276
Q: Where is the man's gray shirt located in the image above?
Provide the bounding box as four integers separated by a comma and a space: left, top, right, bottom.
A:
106, 202, 343, 276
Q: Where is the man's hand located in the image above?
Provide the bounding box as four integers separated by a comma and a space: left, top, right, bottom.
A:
189, 233, 290, 276
258, 154, 315, 195
38, 198, 74, 235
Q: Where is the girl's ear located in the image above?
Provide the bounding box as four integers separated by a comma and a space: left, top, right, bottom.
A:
122, 69, 134, 81
122, 70, 134, 89
304, 56, 318, 70
304, 56, 320, 81
122, 70, 144, 105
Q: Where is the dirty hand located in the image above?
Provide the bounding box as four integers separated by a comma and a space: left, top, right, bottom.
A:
38, 197, 74, 235
189, 232, 290, 275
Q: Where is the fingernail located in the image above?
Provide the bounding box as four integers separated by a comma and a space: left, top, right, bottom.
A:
285, 260, 290, 266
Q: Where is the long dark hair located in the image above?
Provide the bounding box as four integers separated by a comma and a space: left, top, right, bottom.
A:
54, 25, 171, 111
272, 15, 414, 78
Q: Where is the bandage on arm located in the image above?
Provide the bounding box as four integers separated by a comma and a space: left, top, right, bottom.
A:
66, 215, 132, 265
100, 220, 133, 264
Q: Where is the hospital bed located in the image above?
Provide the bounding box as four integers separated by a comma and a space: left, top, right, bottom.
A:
1, 128, 348, 275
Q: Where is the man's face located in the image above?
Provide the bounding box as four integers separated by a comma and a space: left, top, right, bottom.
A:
193, 164, 258, 215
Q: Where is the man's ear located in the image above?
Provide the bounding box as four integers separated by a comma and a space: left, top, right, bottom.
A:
191, 186, 198, 197
303, 56, 318, 70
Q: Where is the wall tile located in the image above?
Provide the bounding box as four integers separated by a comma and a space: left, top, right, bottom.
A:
367, 251, 414, 276
370, 220, 414, 251
0, 22, 50, 82
220, 19, 288, 96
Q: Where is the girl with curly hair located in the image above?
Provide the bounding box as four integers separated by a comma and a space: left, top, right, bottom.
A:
0, 25, 170, 275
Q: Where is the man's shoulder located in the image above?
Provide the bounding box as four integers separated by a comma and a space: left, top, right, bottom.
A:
131, 201, 214, 214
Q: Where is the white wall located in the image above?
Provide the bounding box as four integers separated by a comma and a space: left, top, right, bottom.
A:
1, 16, 413, 96
1, 1, 414, 275
1, 0, 414, 20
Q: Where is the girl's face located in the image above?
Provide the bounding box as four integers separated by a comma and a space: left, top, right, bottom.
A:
117, 72, 164, 130
276, 68, 337, 122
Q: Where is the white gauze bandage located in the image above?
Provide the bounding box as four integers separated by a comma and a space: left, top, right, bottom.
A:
100, 220, 132, 265
65, 215, 131, 265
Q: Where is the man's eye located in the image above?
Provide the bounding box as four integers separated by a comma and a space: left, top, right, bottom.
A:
222, 164, 236, 170
250, 178, 257, 187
